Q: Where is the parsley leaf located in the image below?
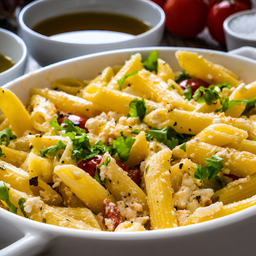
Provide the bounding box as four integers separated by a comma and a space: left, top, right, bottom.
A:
50, 117, 85, 136
145, 164, 149, 174
113, 132, 135, 162
117, 70, 138, 91
215, 176, 225, 188
215, 97, 256, 116
0, 148, 4, 157
168, 84, 174, 89
193, 83, 232, 105
18, 198, 28, 218
0, 128, 17, 146
94, 169, 101, 185
175, 70, 191, 83
128, 98, 148, 121
194, 155, 224, 182
184, 85, 192, 101
148, 126, 193, 150
0, 181, 17, 214
131, 129, 154, 141
142, 50, 159, 73
180, 143, 186, 152
39, 140, 66, 158
97, 155, 111, 170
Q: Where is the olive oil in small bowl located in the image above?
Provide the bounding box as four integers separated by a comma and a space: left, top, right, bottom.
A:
0, 54, 14, 73
32, 12, 152, 44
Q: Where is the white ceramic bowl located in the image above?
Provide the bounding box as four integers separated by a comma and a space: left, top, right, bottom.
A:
18, 0, 165, 67
1, 46, 256, 256
0, 28, 27, 87
224, 9, 256, 51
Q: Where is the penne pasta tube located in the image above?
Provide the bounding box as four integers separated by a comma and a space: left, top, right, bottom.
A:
127, 70, 195, 111
157, 58, 175, 82
100, 153, 148, 211
144, 108, 251, 135
83, 86, 162, 115
0, 89, 34, 137
195, 124, 248, 146
172, 139, 256, 177
175, 51, 241, 87
54, 164, 116, 214
30, 88, 107, 118
145, 149, 178, 229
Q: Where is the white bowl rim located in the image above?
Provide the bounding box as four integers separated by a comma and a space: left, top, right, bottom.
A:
18, 0, 165, 47
0, 28, 27, 77
224, 8, 256, 42
2, 45, 256, 239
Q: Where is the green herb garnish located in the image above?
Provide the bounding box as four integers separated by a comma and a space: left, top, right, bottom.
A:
180, 143, 186, 152
18, 197, 28, 218
131, 129, 154, 141
113, 132, 135, 162
117, 70, 138, 90
94, 169, 101, 185
194, 155, 224, 183
175, 70, 191, 83
184, 85, 192, 101
145, 164, 149, 174
142, 50, 159, 73
148, 126, 193, 150
128, 98, 148, 121
0, 148, 4, 157
0, 128, 17, 146
39, 140, 66, 158
0, 181, 17, 214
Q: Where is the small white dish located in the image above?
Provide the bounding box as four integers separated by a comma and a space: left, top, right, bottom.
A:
224, 9, 256, 51
18, 0, 165, 67
0, 28, 27, 87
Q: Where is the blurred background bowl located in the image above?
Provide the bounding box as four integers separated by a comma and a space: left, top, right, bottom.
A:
18, 0, 165, 67
224, 9, 256, 51
0, 28, 27, 87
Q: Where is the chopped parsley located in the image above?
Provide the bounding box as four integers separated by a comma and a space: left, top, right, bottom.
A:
180, 143, 186, 152
194, 155, 225, 186
0, 181, 17, 214
215, 97, 256, 116
131, 129, 154, 141
94, 169, 101, 185
117, 70, 138, 91
142, 50, 159, 73
175, 70, 191, 83
168, 84, 174, 89
39, 140, 66, 158
18, 198, 28, 218
97, 155, 111, 170
148, 126, 193, 150
128, 98, 148, 121
145, 164, 149, 174
184, 85, 192, 101
0, 128, 17, 146
193, 83, 231, 105
113, 132, 135, 162
0, 148, 4, 157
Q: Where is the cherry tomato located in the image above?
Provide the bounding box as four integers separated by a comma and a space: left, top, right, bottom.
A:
78, 154, 103, 177
78, 154, 135, 182
103, 199, 123, 231
58, 114, 88, 133
207, 0, 249, 45
149, 0, 166, 7
163, 0, 209, 38
179, 78, 210, 95
128, 168, 141, 186
207, 0, 252, 9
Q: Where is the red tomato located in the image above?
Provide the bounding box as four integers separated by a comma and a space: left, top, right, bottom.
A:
163, 0, 209, 38
103, 199, 123, 231
149, 0, 166, 7
207, 0, 249, 45
58, 114, 88, 133
128, 168, 141, 186
179, 78, 210, 95
78, 155, 136, 183
78, 154, 103, 177
207, 0, 252, 9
